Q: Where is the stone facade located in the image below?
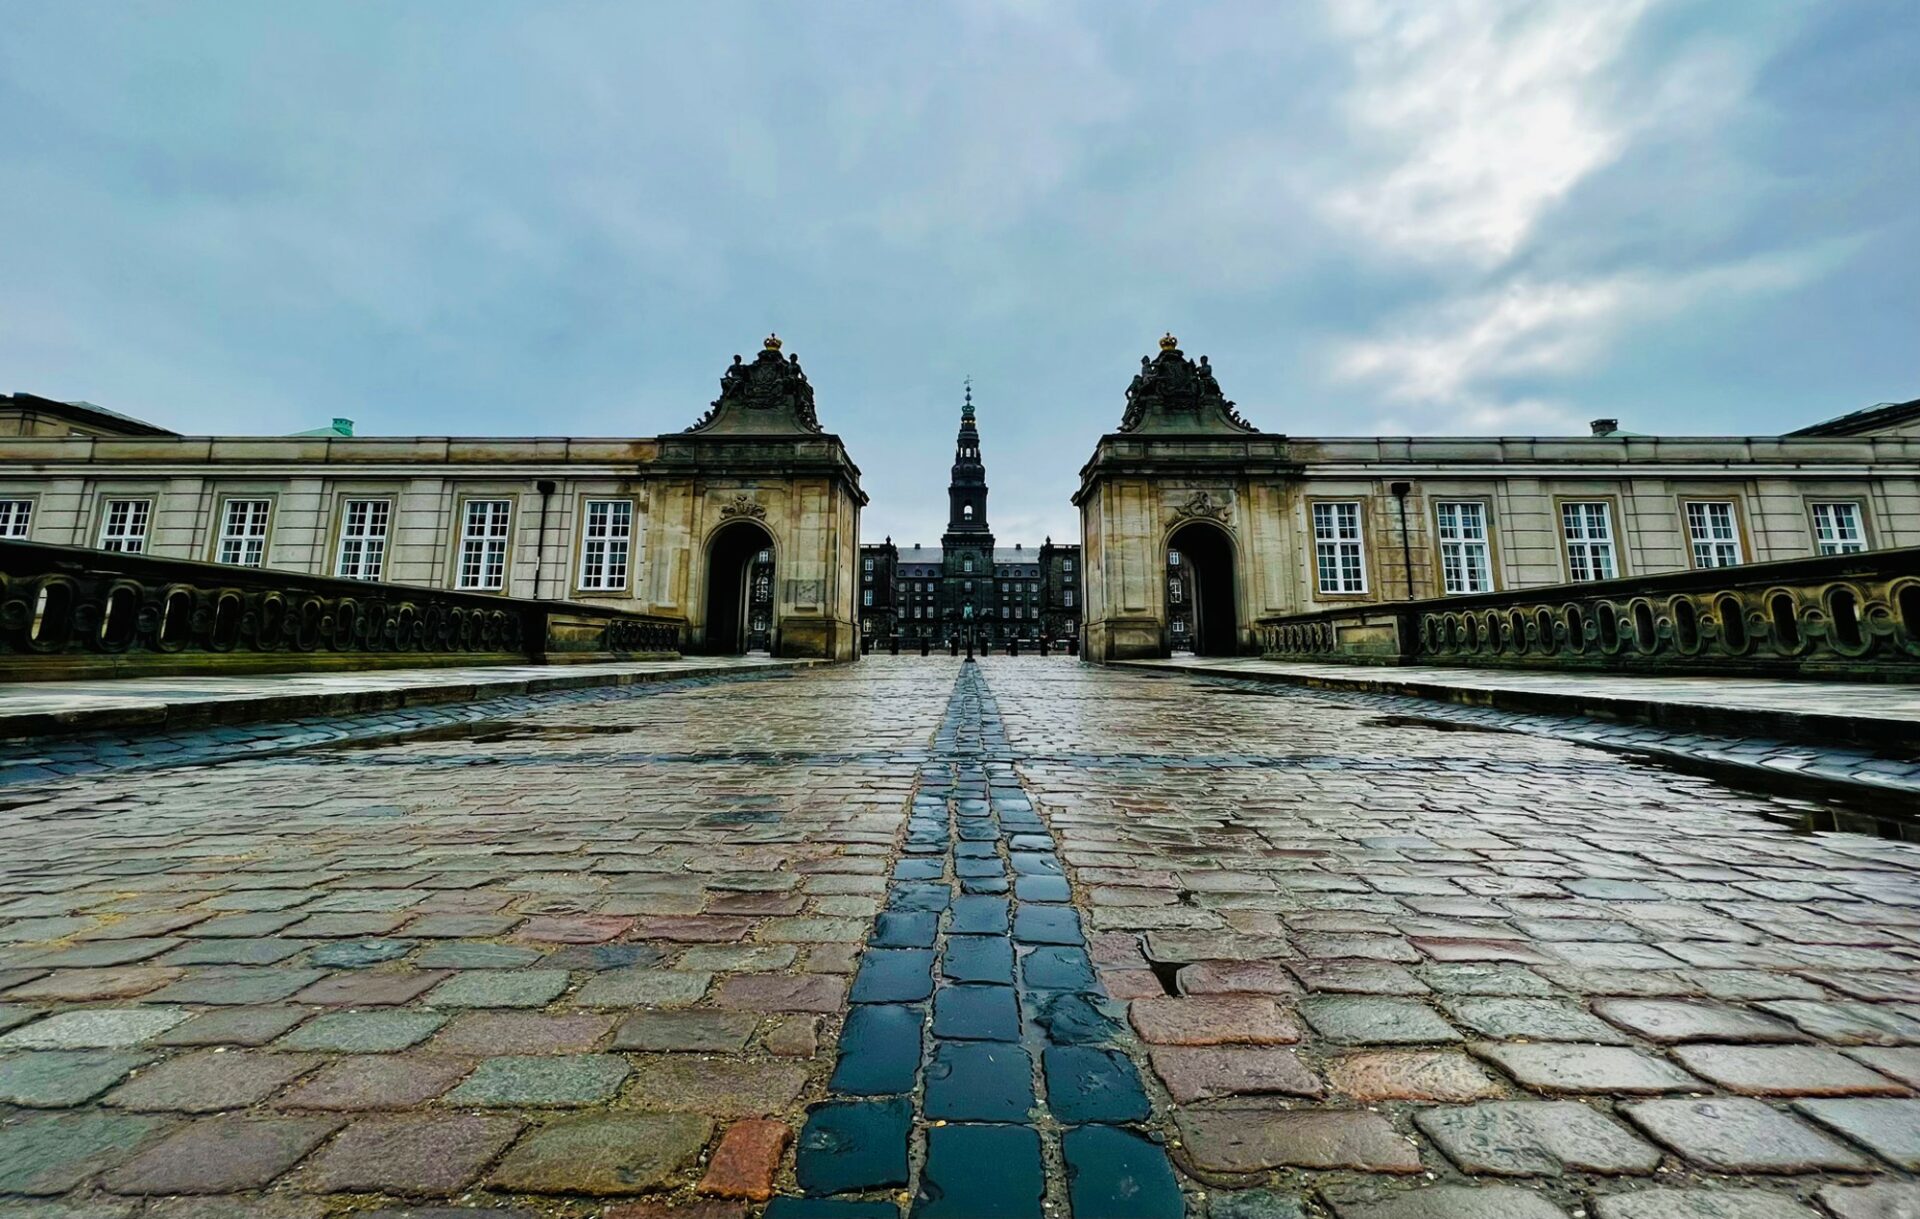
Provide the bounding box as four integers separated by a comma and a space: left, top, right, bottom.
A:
0, 338, 867, 660
864, 392, 1081, 646
1077, 335, 1920, 659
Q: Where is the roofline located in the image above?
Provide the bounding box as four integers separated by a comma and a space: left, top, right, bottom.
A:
4, 393, 179, 437
1785, 398, 1920, 437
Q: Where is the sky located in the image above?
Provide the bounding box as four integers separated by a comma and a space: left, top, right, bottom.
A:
2, 2, 1915, 546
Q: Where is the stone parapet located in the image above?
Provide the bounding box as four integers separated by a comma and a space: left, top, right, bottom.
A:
0, 539, 685, 681
1258, 545, 1920, 680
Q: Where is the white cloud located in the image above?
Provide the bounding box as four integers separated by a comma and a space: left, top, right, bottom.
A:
1330, 246, 1849, 433
1318, 0, 1657, 264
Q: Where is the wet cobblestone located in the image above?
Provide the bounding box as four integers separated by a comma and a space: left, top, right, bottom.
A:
0, 656, 1914, 1215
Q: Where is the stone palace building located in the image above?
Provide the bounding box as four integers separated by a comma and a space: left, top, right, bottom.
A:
1076, 335, 1920, 659
858, 388, 1081, 647
2, 332, 1914, 664
0, 337, 866, 659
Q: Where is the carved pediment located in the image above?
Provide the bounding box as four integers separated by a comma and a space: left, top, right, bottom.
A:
685, 335, 825, 436
1118, 335, 1260, 435
1171, 489, 1230, 522
718, 493, 767, 520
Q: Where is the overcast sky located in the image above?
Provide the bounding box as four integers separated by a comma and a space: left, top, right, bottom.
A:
3, 3, 1915, 545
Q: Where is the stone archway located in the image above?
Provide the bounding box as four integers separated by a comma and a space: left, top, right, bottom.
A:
1167, 519, 1238, 657
704, 519, 776, 655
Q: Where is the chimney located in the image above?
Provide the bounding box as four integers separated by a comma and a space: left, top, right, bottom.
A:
1590, 418, 1618, 436
1015, 542, 1022, 551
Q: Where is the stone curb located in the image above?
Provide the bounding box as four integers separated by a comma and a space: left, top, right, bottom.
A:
0, 659, 826, 742
1113, 659, 1920, 809
1114, 660, 1915, 752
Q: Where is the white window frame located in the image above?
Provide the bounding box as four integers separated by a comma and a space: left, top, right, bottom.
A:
1684, 500, 1743, 569
863, 589, 873, 607
1810, 501, 1867, 556
1434, 500, 1494, 595
1312, 501, 1367, 594
1561, 501, 1617, 582
98, 498, 152, 554
0, 498, 33, 539
215, 498, 272, 567
456, 499, 513, 591
1064, 590, 1074, 607
577, 498, 633, 592
335, 497, 391, 581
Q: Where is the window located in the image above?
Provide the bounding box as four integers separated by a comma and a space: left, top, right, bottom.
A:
1064, 590, 1074, 607
962, 504, 974, 521
863, 590, 873, 607
1312, 501, 1367, 593
962, 556, 974, 573
1685, 501, 1742, 568
1811, 502, 1867, 555
336, 498, 391, 580
456, 499, 512, 590
0, 499, 31, 539
1168, 578, 1183, 604
1561, 502, 1617, 581
98, 498, 152, 553
577, 499, 633, 591
1435, 501, 1493, 595
1172, 618, 1186, 635
864, 557, 874, 572
1064, 558, 1074, 571
1168, 552, 1180, 566
216, 499, 272, 567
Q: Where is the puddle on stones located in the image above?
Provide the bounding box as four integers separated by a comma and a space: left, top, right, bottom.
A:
1361, 713, 1511, 734
319, 720, 640, 749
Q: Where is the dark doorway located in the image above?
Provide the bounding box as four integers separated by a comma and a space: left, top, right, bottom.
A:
704, 521, 775, 655
1166, 521, 1238, 656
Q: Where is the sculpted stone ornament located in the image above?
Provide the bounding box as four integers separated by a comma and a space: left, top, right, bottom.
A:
1172, 489, 1230, 523
718, 493, 767, 520
684, 334, 825, 435
1118, 334, 1260, 435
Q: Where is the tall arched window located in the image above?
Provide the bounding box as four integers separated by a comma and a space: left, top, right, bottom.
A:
963, 504, 974, 521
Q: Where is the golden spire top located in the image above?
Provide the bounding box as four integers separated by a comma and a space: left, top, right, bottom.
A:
763, 333, 783, 352
1159, 332, 1179, 352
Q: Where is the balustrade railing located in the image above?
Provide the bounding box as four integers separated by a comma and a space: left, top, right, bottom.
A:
0, 540, 683, 679
1258, 546, 1920, 679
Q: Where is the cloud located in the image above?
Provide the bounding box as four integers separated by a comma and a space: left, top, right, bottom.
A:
1316, 0, 1658, 264
1329, 246, 1851, 433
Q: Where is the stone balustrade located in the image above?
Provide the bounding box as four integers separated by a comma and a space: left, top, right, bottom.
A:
0, 540, 683, 679
1258, 546, 1920, 678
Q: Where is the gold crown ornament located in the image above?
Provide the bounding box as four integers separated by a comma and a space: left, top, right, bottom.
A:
1159, 333, 1179, 351
763, 334, 783, 352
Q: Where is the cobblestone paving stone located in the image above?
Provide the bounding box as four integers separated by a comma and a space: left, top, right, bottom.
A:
0, 657, 1916, 1217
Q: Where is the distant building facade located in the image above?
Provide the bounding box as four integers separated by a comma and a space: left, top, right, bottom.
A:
866, 390, 1081, 646
0, 337, 868, 659
858, 539, 898, 642
1077, 334, 1920, 659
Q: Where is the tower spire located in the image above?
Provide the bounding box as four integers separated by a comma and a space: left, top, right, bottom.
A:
963, 377, 974, 421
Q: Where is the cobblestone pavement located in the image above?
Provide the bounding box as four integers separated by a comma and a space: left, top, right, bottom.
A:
0, 657, 1916, 1218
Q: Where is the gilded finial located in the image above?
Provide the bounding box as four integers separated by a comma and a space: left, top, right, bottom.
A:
763, 333, 783, 352
1159, 332, 1179, 352
963, 377, 975, 419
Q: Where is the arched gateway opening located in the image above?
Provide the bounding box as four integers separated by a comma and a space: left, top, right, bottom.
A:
1166, 520, 1238, 656
704, 520, 776, 655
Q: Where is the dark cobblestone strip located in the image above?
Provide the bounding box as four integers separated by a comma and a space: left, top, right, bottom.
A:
783, 662, 1184, 1219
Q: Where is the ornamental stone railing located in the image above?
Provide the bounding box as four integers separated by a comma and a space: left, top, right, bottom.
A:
0, 540, 683, 680
1257, 546, 1920, 679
